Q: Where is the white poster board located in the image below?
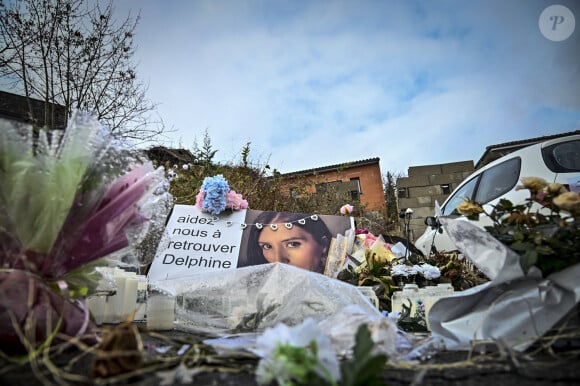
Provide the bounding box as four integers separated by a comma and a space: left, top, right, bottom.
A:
148, 205, 246, 281
148, 205, 354, 281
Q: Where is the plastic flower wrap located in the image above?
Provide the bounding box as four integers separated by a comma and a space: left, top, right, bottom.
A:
195, 174, 248, 215
427, 177, 580, 351
0, 112, 170, 355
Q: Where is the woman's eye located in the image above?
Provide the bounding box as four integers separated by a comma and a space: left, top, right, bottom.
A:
260, 243, 272, 250
286, 241, 301, 248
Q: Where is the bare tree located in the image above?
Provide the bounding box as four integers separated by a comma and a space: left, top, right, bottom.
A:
0, 0, 165, 142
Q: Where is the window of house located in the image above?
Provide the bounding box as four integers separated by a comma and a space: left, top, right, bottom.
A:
398, 187, 408, 198
350, 177, 361, 201
315, 180, 342, 193
290, 187, 299, 198
441, 184, 451, 195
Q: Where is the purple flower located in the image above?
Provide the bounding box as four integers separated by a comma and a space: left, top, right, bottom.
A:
45, 162, 159, 277
0, 270, 97, 355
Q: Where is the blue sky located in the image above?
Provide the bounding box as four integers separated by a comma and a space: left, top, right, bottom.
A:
113, 0, 580, 175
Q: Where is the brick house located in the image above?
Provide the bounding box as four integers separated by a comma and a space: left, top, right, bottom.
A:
275, 157, 386, 213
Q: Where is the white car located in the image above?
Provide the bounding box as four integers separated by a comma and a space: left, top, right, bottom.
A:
415, 134, 580, 256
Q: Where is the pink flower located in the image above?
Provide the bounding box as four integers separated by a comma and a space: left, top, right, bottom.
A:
226, 190, 248, 210
195, 189, 205, 209
340, 204, 354, 215
363, 232, 379, 248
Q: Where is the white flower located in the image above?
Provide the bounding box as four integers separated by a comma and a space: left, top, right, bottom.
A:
407, 265, 421, 275
383, 310, 401, 321
167, 169, 178, 181
154, 180, 170, 195
255, 319, 340, 385
182, 164, 190, 170
420, 264, 441, 280
391, 264, 409, 277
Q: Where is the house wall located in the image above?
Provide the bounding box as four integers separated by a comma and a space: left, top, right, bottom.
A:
0, 90, 66, 128
278, 160, 387, 212
397, 160, 474, 240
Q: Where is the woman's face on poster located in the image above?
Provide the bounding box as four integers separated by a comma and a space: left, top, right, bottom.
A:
257, 225, 327, 271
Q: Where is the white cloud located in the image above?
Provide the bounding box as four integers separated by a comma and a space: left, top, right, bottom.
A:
112, 0, 580, 176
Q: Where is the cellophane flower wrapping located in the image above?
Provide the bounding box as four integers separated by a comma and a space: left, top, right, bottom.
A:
0, 112, 171, 355
150, 263, 434, 362
428, 218, 580, 352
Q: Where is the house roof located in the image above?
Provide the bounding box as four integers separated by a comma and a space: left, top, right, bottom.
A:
475, 130, 580, 169
0, 90, 66, 128
277, 157, 381, 177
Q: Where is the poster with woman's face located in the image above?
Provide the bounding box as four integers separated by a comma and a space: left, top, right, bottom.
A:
148, 205, 354, 281
237, 209, 354, 274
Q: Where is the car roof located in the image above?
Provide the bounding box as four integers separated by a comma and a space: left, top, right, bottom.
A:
440, 133, 580, 208
476, 133, 580, 173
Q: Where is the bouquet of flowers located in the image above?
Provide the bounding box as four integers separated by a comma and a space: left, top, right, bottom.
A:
456, 177, 579, 277
0, 112, 169, 356
195, 174, 248, 215
337, 229, 443, 310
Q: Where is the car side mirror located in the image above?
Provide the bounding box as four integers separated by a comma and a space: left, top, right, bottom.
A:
424, 216, 440, 228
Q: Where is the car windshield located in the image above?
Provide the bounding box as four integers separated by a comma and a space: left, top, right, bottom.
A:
442, 176, 479, 216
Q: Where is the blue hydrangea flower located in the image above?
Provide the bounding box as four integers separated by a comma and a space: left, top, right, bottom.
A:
200, 175, 230, 215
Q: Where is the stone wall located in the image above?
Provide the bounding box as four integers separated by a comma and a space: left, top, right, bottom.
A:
397, 160, 474, 240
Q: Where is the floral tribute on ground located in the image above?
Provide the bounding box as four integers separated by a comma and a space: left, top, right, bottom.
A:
335, 226, 488, 331
428, 177, 580, 351
463, 177, 580, 277
0, 112, 170, 357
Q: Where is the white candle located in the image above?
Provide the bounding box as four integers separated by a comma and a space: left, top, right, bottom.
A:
134, 276, 148, 321
87, 296, 106, 325
147, 294, 175, 330
101, 268, 129, 323
122, 275, 139, 321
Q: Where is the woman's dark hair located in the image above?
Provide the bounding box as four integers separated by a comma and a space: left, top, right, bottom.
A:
239, 211, 333, 272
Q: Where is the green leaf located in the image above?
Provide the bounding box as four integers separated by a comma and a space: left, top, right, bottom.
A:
519, 249, 538, 272
509, 241, 534, 252
60, 258, 109, 297
535, 245, 555, 256
340, 324, 387, 386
